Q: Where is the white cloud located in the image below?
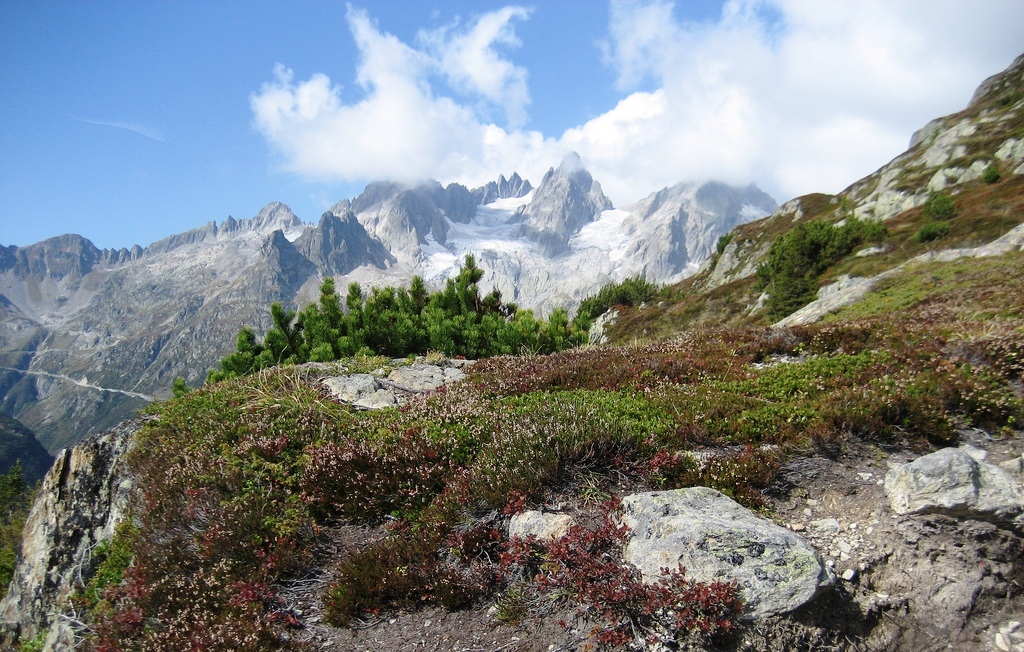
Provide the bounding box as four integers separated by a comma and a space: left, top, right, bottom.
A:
419, 6, 533, 127
251, 1, 1024, 206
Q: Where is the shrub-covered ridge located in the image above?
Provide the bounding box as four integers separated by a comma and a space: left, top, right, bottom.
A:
68, 308, 1023, 650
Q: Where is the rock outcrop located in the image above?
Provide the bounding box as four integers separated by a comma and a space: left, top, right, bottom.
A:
885, 447, 1024, 526
0, 419, 138, 649
508, 511, 576, 542
320, 361, 471, 410
618, 487, 833, 618
513, 152, 613, 257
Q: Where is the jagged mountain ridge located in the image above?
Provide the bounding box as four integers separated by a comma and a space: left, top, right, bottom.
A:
0, 165, 772, 453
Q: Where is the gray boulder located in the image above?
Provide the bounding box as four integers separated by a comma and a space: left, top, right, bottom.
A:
884, 447, 1024, 524
618, 487, 833, 619
0, 419, 138, 650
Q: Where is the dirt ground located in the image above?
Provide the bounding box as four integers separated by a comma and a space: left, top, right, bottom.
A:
276, 428, 1024, 652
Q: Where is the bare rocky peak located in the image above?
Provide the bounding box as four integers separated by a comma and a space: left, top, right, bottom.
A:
294, 210, 396, 276
0, 234, 144, 280
473, 172, 533, 205
513, 152, 613, 256
350, 182, 451, 260
145, 202, 306, 255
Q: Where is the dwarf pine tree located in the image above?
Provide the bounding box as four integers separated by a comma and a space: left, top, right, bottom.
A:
206, 255, 587, 383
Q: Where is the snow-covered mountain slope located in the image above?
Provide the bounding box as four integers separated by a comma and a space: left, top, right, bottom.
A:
413, 170, 776, 313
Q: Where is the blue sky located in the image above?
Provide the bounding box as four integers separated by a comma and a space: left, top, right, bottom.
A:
2, 1, 1023, 251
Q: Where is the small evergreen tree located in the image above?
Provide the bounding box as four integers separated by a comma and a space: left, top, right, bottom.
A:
205, 255, 587, 383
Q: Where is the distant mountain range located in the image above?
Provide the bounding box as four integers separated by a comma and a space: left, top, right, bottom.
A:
0, 158, 776, 453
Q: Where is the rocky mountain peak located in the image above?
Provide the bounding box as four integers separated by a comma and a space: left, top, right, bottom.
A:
555, 150, 586, 177
514, 152, 613, 257
293, 210, 395, 276
250, 201, 306, 236
0, 234, 104, 280
348, 183, 450, 261
618, 180, 777, 282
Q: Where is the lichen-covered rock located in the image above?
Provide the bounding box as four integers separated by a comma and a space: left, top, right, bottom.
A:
387, 363, 466, 391
508, 510, 576, 541
884, 447, 1024, 524
0, 418, 138, 649
321, 363, 469, 409
322, 373, 380, 403
618, 487, 833, 618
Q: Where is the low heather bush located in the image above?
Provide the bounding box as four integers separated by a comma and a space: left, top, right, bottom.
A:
500, 499, 741, 647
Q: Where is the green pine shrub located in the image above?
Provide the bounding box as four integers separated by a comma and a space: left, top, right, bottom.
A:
922, 191, 957, 221
756, 216, 888, 319
982, 163, 1001, 184
916, 220, 951, 243
208, 256, 586, 384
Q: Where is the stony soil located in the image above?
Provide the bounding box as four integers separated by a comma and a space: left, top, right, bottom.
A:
275, 429, 1024, 652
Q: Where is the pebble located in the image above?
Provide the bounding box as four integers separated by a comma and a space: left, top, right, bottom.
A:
790, 523, 806, 532
810, 517, 840, 533
995, 620, 1024, 651
996, 632, 1010, 651
841, 568, 857, 581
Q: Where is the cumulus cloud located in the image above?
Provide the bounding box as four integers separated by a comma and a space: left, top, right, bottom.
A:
419, 6, 533, 127
251, 1, 1024, 206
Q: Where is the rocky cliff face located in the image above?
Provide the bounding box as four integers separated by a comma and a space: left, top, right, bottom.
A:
0, 419, 137, 650
473, 172, 532, 205
622, 181, 777, 281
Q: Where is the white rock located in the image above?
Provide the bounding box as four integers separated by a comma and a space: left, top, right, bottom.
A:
884, 447, 1024, 523
322, 373, 379, 403
508, 510, 575, 541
